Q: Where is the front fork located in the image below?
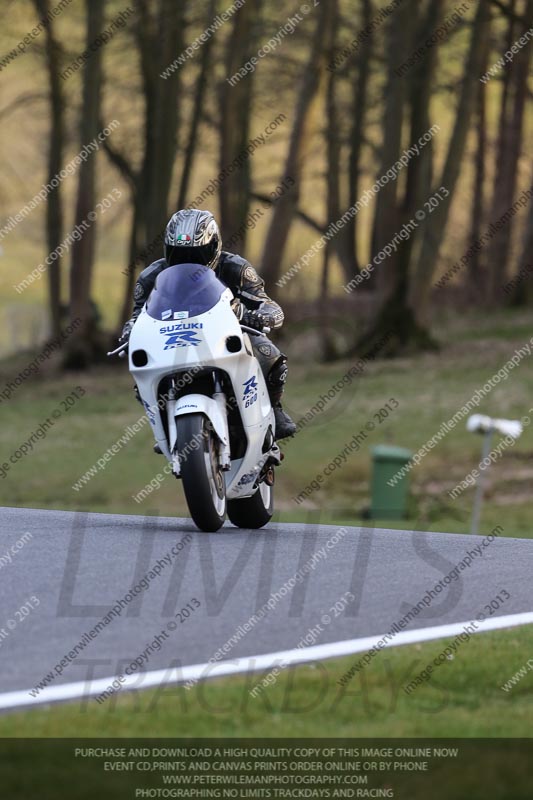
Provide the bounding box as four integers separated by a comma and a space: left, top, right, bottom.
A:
166, 371, 231, 477
212, 371, 231, 471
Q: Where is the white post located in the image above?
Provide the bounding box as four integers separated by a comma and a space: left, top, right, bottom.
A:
466, 414, 523, 536
470, 427, 493, 536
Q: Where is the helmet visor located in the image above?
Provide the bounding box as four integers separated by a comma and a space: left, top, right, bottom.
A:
165, 240, 218, 268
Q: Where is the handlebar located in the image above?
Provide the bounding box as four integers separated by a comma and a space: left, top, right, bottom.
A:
240, 324, 271, 336
107, 342, 128, 358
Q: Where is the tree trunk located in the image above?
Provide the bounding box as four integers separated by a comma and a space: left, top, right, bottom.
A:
110, 0, 185, 335
338, 0, 373, 283
218, 0, 260, 248
513, 179, 533, 305
468, 29, 490, 301
99, 130, 138, 333
319, 0, 339, 361
488, 0, 533, 301
32, 0, 64, 339
137, 0, 185, 249
119, 202, 143, 331
177, 0, 217, 210
491, 0, 518, 203
354, 0, 442, 357
260, 0, 333, 289
66, 0, 105, 367
410, 0, 491, 321
370, 0, 417, 300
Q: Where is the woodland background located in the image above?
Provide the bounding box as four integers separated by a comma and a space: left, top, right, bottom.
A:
1, 0, 533, 365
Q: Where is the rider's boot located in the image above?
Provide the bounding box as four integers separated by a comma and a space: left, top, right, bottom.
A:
267, 358, 296, 440
273, 401, 297, 439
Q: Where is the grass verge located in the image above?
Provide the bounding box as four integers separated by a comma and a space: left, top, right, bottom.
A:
1, 625, 532, 737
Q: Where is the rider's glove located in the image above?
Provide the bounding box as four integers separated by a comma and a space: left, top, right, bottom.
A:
242, 309, 272, 331
231, 298, 244, 320
119, 319, 134, 343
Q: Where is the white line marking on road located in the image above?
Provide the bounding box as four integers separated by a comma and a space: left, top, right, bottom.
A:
2, 611, 533, 711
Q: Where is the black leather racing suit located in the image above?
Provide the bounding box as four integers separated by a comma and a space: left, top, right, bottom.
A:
130, 251, 289, 405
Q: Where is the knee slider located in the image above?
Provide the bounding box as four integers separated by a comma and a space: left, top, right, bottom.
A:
268, 358, 288, 388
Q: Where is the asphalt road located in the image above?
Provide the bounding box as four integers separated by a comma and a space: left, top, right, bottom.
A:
1, 506, 532, 709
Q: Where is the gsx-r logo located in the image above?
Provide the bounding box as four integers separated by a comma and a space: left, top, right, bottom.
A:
163, 331, 202, 350
243, 376, 258, 396
243, 375, 258, 407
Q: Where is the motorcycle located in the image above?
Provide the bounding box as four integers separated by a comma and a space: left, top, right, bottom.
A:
108, 263, 281, 532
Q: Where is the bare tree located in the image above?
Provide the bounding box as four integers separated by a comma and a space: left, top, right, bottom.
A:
339, 0, 373, 283
137, 0, 185, 248
370, 0, 417, 303
66, 0, 105, 367
177, 0, 218, 210
354, 0, 442, 355
319, 0, 340, 360
409, 0, 491, 323
32, 0, 65, 339
487, 0, 533, 300
467, 25, 491, 300
260, 0, 334, 290
514, 175, 533, 304
218, 0, 262, 247
104, 0, 186, 331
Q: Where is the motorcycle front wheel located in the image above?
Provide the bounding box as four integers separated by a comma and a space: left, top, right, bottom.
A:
227, 480, 274, 529
175, 414, 226, 532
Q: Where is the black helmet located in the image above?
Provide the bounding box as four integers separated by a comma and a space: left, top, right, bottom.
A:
164, 209, 221, 269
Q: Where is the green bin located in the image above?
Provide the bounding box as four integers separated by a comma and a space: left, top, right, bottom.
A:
370, 445, 413, 519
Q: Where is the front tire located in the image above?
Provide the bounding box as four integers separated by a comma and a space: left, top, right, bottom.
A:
227, 480, 274, 529
175, 414, 226, 532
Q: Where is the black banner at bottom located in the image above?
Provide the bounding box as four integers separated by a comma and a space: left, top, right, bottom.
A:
0, 739, 530, 799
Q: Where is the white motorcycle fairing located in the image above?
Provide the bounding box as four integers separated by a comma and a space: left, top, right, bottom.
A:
128, 269, 277, 501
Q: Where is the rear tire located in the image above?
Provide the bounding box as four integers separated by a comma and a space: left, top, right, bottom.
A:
227, 481, 274, 529
175, 414, 226, 532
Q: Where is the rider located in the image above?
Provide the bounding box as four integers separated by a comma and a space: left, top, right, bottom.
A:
121, 208, 297, 440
